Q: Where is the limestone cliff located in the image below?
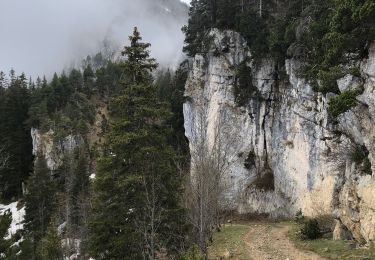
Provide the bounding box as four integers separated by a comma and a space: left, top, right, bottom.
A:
183, 29, 375, 243
31, 102, 108, 171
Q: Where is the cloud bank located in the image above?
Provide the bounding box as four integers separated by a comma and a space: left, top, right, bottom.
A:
0, 0, 188, 78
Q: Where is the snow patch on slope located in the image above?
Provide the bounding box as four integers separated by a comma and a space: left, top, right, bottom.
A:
0, 202, 25, 239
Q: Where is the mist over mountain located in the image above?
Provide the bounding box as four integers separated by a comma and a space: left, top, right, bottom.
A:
0, 0, 188, 78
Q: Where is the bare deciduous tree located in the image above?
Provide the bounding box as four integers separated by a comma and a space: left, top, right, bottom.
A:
137, 163, 163, 260
185, 105, 241, 256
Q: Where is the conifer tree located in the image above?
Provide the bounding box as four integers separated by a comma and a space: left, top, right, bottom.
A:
24, 153, 57, 256
0, 210, 12, 257
183, 0, 213, 56
89, 27, 188, 259
0, 73, 32, 200
37, 223, 64, 260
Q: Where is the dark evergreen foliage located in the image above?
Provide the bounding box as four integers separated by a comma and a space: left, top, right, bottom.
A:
24, 154, 57, 255
329, 90, 359, 118
234, 60, 259, 106
0, 73, 33, 201
183, 0, 375, 95
89, 28, 189, 259
301, 218, 321, 240
0, 210, 12, 256
156, 61, 190, 155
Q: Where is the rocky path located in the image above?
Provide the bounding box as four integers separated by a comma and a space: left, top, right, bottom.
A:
244, 222, 325, 260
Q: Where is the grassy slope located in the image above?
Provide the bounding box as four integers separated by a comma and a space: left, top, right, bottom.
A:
208, 221, 375, 260
288, 222, 375, 260
208, 224, 252, 260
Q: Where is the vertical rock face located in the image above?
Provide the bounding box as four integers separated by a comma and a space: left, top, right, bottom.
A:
31, 128, 83, 170
183, 29, 375, 242
30, 103, 107, 172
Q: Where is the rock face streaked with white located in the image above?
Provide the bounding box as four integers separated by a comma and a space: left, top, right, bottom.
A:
183, 29, 375, 242
31, 128, 83, 170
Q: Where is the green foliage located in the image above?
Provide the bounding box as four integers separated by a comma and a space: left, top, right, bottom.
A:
181, 244, 204, 260
0, 210, 12, 257
303, 0, 375, 93
182, 0, 214, 57
236, 9, 270, 59
89, 28, 189, 259
37, 225, 64, 260
0, 72, 33, 200
329, 90, 359, 118
234, 61, 259, 106
351, 145, 368, 164
301, 219, 321, 240
24, 154, 57, 253
29, 77, 95, 137
208, 224, 252, 259
15, 239, 34, 260
156, 61, 190, 155
27, 58, 122, 140
351, 145, 372, 175
315, 67, 343, 94
290, 221, 375, 259
183, 0, 375, 94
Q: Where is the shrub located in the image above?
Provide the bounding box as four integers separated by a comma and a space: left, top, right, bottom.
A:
351, 145, 369, 164
329, 90, 359, 118
234, 61, 259, 106
244, 151, 256, 170
301, 219, 321, 240
351, 145, 373, 175
316, 66, 343, 94
181, 245, 204, 260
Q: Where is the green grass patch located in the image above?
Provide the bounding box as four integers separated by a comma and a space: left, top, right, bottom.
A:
289, 222, 375, 260
208, 224, 252, 260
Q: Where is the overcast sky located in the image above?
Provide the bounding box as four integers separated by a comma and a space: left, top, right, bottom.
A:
0, 0, 189, 79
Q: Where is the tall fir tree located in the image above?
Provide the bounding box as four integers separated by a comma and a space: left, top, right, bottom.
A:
0, 73, 32, 200
89, 27, 188, 259
24, 153, 57, 257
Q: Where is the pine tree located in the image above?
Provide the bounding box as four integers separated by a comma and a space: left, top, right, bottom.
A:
83, 64, 95, 95
61, 147, 89, 253
24, 153, 57, 256
0, 73, 32, 200
89, 27, 188, 259
182, 0, 214, 56
37, 224, 64, 260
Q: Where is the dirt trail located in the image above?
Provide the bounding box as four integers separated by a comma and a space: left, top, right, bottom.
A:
244, 222, 325, 260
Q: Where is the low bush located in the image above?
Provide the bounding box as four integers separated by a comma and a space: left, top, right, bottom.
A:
181, 245, 204, 260
329, 90, 359, 118
234, 61, 260, 107
351, 145, 372, 175
301, 219, 321, 240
